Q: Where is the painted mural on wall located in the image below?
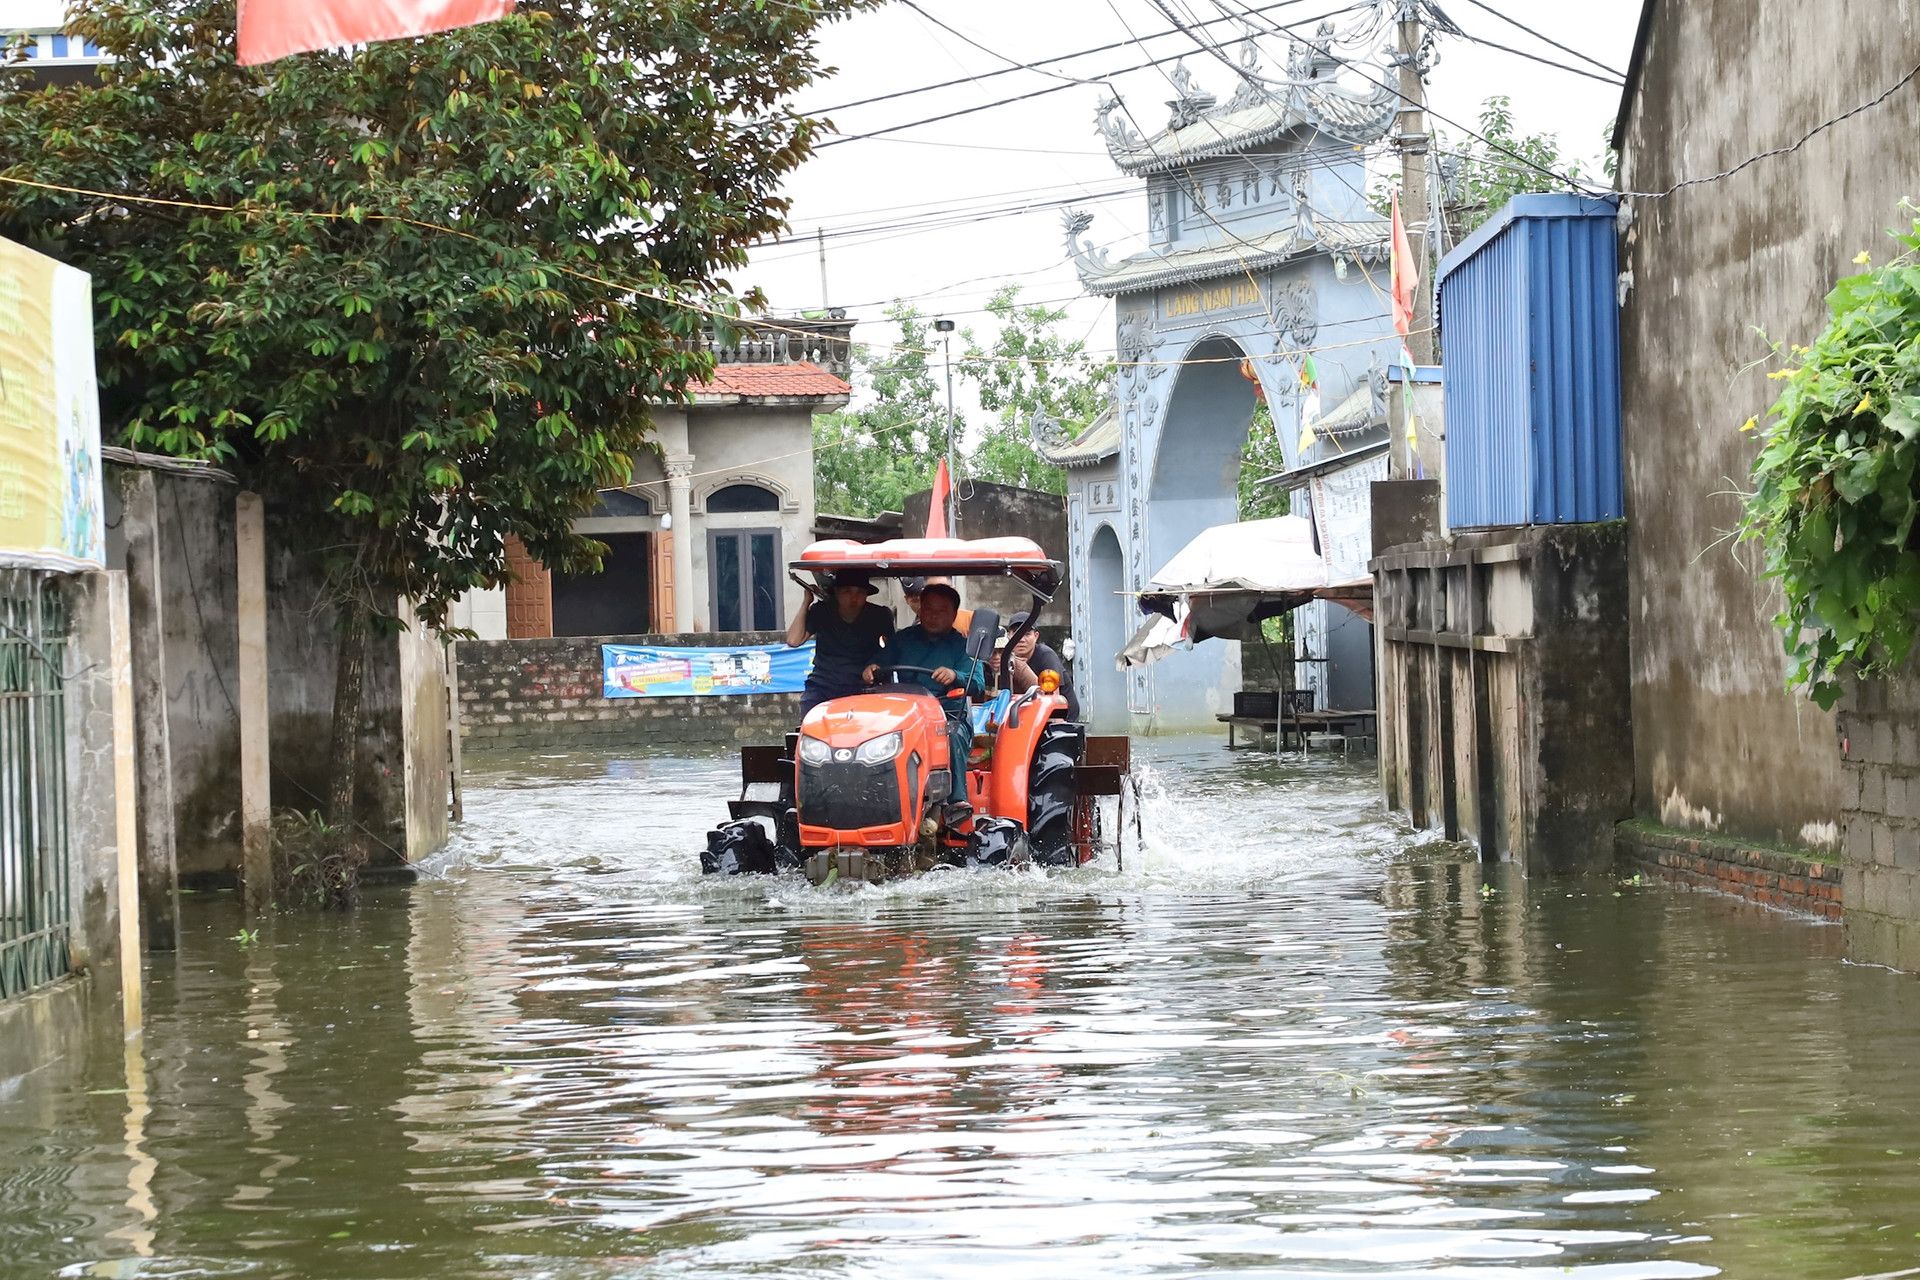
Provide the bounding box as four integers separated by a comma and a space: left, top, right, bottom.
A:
0, 235, 105, 572
1038, 20, 1399, 723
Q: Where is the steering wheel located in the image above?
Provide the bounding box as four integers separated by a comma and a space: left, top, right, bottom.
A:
868, 665, 964, 694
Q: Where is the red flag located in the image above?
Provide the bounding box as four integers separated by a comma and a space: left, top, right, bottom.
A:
1391, 191, 1419, 338
237, 0, 513, 66
925, 458, 952, 539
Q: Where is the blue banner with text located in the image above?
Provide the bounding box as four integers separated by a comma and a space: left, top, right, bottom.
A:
602, 642, 813, 698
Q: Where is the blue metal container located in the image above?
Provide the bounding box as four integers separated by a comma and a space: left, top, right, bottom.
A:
1437, 193, 1622, 528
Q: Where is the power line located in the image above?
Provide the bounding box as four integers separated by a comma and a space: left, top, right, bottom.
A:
1446, 25, 1622, 86
1450, 0, 1625, 78
815, 1, 1377, 148
1618, 59, 1920, 200
809, 0, 1323, 115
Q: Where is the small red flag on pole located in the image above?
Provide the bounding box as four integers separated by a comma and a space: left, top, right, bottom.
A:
925, 458, 952, 539
1390, 191, 1419, 339
237, 0, 513, 66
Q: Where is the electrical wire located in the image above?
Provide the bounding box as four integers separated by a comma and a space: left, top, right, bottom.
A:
1446, 26, 1622, 85
815, 1, 1377, 148
1617, 59, 1920, 200
0, 171, 1422, 369
809, 0, 1324, 114
1449, 0, 1624, 78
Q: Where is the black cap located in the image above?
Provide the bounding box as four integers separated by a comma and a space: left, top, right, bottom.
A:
1007, 611, 1032, 628
830, 571, 877, 594
900, 575, 928, 595
920, 582, 960, 608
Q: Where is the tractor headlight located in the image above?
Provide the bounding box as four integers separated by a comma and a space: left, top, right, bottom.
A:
798, 735, 832, 766
853, 731, 902, 765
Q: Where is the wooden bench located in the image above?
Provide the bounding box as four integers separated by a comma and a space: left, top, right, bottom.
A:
1219, 691, 1280, 749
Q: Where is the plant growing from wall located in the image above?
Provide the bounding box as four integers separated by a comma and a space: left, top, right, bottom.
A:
1739, 219, 1920, 708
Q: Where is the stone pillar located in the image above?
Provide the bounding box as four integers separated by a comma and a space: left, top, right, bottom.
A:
117, 468, 177, 952
666, 454, 695, 632
235, 492, 271, 914
63, 570, 142, 1035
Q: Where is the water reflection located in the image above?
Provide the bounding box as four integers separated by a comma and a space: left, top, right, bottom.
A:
2, 740, 1919, 1277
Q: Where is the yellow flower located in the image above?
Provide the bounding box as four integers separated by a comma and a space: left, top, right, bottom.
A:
1856, 393, 1874, 415
1768, 369, 1793, 380
1740, 416, 1758, 433
1855, 251, 1872, 265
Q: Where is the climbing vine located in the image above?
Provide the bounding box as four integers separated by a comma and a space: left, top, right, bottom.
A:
1740, 217, 1920, 708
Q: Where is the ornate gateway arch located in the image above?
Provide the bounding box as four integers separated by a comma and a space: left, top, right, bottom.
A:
1039, 31, 1401, 730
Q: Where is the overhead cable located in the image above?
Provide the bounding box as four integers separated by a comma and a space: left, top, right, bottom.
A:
1450, 0, 1625, 78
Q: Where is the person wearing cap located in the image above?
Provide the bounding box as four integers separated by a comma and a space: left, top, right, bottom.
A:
901, 575, 973, 635
863, 582, 982, 802
1002, 611, 1079, 721
788, 571, 893, 716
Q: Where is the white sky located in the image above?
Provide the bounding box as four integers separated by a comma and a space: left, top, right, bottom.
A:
737, 0, 1644, 377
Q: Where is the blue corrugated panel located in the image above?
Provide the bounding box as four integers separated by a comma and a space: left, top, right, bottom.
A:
1437, 194, 1622, 529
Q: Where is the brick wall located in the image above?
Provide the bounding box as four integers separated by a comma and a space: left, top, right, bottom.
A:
1836, 674, 1920, 968
1615, 821, 1841, 920
455, 632, 799, 751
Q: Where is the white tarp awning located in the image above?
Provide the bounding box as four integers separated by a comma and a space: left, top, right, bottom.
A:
1116, 515, 1373, 669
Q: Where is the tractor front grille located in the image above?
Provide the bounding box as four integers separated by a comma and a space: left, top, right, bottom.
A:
798, 760, 901, 830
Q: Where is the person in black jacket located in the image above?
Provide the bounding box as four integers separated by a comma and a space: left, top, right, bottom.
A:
787, 572, 893, 717
1001, 611, 1080, 721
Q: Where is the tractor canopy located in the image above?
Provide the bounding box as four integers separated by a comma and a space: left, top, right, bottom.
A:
795, 537, 1061, 601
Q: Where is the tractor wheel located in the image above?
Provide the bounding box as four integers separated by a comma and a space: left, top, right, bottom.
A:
1026, 720, 1083, 867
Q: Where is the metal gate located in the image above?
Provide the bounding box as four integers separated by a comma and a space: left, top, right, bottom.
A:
0, 573, 69, 1000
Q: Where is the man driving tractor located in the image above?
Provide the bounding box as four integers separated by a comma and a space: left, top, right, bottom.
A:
863, 581, 982, 805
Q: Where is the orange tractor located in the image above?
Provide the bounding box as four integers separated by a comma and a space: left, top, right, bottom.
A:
703, 537, 1131, 882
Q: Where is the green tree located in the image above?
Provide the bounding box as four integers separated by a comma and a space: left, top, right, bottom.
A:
812, 303, 949, 518
1237, 401, 1292, 522
958, 284, 1112, 496
0, 0, 865, 846
1438, 95, 1586, 241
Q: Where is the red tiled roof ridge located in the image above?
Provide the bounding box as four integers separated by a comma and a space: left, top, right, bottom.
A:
689, 361, 851, 398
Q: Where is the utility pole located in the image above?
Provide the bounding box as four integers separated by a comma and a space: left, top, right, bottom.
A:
1396, 0, 1434, 364
816, 227, 829, 312
935, 317, 957, 533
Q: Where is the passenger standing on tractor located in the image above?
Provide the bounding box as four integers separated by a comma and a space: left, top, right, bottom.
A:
863, 582, 981, 804
787, 571, 892, 717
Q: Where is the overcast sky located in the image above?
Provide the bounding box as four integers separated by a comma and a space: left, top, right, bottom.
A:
737, 0, 1643, 379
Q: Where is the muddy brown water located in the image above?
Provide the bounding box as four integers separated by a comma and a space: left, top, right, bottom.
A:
5, 738, 1920, 1279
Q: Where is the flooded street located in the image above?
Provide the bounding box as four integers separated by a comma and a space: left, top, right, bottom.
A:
6, 738, 1920, 1278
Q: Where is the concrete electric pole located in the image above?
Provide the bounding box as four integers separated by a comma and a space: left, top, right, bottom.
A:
1396, 0, 1434, 364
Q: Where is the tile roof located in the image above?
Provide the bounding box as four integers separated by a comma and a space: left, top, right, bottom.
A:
690, 361, 851, 400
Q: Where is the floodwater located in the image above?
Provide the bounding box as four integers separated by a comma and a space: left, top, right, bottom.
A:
5, 739, 1920, 1280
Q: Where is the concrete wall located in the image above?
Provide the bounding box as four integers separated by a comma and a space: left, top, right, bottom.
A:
103, 469, 442, 878
1374, 523, 1633, 875
1612, 0, 1920, 853
457, 631, 800, 751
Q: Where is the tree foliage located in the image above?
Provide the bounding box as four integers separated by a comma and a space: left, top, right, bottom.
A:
812, 303, 949, 519
1739, 220, 1920, 708
1435, 95, 1586, 242
1237, 400, 1291, 522
0, 0, 867, 623
959, 285, 1111, 496
815, 287, 1109, 517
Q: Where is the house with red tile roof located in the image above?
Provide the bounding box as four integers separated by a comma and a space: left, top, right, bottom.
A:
453, 315, 854, 640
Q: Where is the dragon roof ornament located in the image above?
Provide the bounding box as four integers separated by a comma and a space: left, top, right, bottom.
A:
1095, 27, 1397, 175
1064, 204, 1388, 298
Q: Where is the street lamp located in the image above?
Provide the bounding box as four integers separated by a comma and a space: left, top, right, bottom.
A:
934, 318, 956, 534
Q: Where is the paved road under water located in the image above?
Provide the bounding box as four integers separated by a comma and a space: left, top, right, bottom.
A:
6, 738, 1920, 1279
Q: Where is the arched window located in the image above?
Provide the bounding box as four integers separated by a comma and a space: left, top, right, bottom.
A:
706, 483, 780, 513
588, 489, 652, 517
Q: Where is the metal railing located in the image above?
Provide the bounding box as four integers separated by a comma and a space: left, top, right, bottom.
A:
0, 573, 69, 1001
